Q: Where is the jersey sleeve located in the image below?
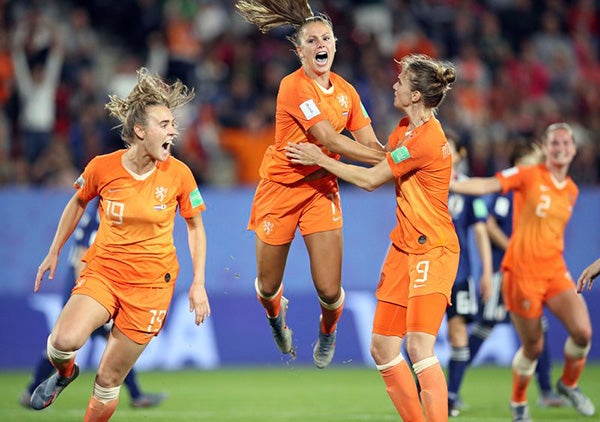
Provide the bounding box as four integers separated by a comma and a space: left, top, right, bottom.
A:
385, 133, 434, 178
495, 165, 530, 194
74, 156, 101, 202
177, 163, 206, 218
344, 82, 371, 132
278, 77, 327, 132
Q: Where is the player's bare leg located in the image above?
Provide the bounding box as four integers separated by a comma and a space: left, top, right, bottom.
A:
255, 238, 295, 357
304, 230, 343, 368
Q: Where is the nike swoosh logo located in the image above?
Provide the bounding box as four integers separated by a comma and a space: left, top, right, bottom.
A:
413, 284, 426, 289
333, 216, 342, 222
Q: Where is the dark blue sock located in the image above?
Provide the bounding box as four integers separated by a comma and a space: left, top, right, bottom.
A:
468, 322, 493, 365
124, 368, 142, 400
28, 355, 56, 394
448, 346, 470, 405
536, 331, 552, 393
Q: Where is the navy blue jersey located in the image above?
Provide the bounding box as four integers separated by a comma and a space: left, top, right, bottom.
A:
448, 181, 489, 282
487, 192, 513, 272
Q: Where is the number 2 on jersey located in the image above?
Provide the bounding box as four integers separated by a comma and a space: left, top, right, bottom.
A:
536, 194, 550, 218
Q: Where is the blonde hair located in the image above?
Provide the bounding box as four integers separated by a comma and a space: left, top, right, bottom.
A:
544, 122, 574, 143
235, 0, 332, 47
105, 68, 195, 145
397, 54, 456, 109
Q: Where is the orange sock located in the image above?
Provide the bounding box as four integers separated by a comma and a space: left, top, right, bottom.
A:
380, 360, 424, 422
53, 357, 76, 378
562, 355, 586, 387
415, 361, 447, 422
320, 304, 343, 334
319, 288, 345, 334
511, 369, 532, 403
84, 396, 119, 422
256, 282, 283, 318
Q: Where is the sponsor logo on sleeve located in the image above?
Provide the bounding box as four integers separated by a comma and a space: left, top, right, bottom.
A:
360, 101, 369, 118
501, 167, 519, 177
390, 146, 411, 163
299, 99, 321, 120
190, 188, 204, 208
74, 175, 85, 188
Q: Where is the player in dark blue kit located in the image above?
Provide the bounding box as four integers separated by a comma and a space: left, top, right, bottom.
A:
445, 134, 494, 417
467, 142, 566, 408
19, 199, 167, 409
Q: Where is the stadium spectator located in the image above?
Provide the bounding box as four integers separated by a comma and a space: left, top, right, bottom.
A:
287, 53, 459, 422
19, 199, 167, 410
450, 123, 595, 421
29, 68, 210, 420
445, 133, 493, 417
577, 257, 600, 293
11, 14, 64, 167
236, 0, 385, 368
467, 141, 567, 409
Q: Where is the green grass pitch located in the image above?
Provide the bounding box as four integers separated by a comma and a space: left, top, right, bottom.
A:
1, 364, 598, 421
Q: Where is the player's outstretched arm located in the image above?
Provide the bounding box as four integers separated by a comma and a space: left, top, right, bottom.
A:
450, 177, 502, 196
35, 194, 87, 292
286, 141, 392, 191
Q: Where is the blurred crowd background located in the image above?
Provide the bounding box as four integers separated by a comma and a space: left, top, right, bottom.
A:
0, 0, 598, 187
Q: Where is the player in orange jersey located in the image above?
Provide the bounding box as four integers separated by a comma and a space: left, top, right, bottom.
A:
577, 258, 600, 293
450, 123, 595, 421
236, 0, 385, 368
29, 68, 210, 421
287, 53, 459, 422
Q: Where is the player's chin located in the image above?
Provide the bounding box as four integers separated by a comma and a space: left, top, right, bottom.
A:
157, 145, 172, 161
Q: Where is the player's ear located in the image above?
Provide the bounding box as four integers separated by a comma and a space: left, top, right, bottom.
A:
133, 124, 145, 141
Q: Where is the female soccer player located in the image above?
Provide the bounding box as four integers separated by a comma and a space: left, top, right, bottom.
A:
287, 53, 459, 421
236, 0, 385, 368
450, 123, 595, 421
30, 68, 210, 421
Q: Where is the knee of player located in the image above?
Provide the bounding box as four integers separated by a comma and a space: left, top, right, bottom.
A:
95, 369, 126, 388
370, 335, 398, 365
51, 330, 86, 352
405, 338, 434, 363
522, 340, 544, 359
370, 342, 386, 364
566, 331, 592, 354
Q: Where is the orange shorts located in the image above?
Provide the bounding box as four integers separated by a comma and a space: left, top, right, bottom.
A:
502, 269, 575, 319
373, 294, 448, 337
72, 269, 176, 344
375, 243, 458, 307
247, 176, 342, 245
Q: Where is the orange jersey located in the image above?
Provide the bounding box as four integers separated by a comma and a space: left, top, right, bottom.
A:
75, 150, 206, 286
259, 68, 371, 184
496, 163, 578, 278
385, 117, 459, 254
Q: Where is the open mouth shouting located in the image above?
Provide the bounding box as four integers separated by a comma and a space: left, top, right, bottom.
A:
316, 51, 328, 66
